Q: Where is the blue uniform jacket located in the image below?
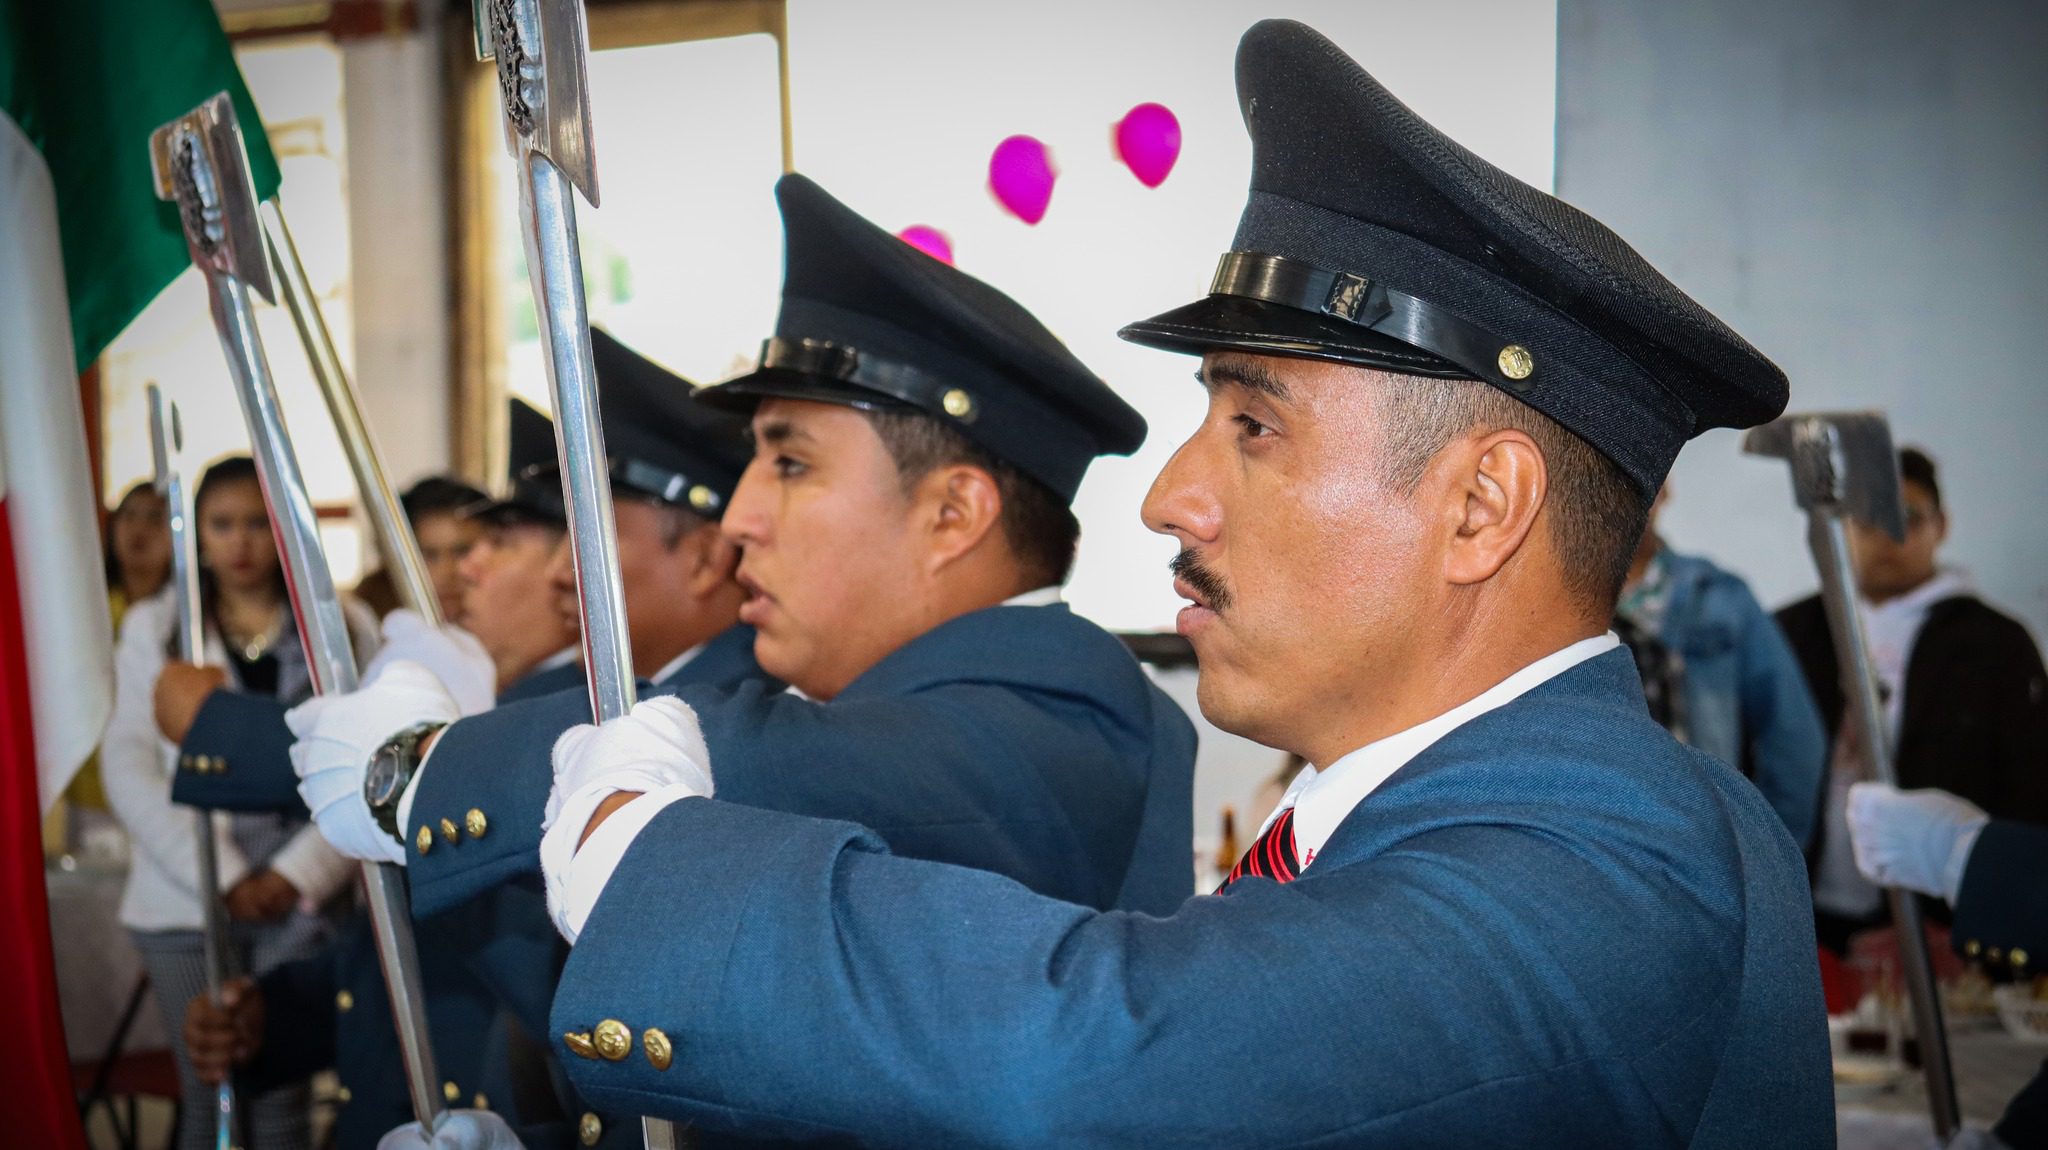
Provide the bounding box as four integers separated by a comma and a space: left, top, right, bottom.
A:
169, 651, 594, 815
405, 604, 1195, 922
551, 649, 1832, 1149
1654, 551, 1827, 850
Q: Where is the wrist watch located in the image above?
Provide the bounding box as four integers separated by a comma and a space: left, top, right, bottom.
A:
364, 721, 447, 843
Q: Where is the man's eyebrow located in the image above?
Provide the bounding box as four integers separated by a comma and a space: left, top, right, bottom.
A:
753, 418, 809, 447
1195, 359, 1292, 402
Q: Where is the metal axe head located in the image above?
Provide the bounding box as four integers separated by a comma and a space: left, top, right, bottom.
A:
149, 92, 276, 303
1742, 411, 1907, 541
145, 383, 171, 493
473, 0, 599, 205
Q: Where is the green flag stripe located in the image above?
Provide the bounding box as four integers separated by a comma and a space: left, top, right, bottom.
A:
0, 0, 280, 371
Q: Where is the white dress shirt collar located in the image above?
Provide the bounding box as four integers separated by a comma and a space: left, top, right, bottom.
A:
536, 645, 579, 673
1001, 585, 1064, 609
649, 642, 707, 687
1278, 632, 1621, 870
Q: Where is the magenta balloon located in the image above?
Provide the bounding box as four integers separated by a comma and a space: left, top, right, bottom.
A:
988, 134, 1057, 225
896, 225, 955, 265
1115, 102, 1182, 188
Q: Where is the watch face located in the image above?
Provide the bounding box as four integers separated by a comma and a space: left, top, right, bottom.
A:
365, 748, 403, 810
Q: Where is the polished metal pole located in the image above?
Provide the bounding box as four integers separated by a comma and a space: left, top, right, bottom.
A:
473, 2, 667, 1142
257, 198, 442, 625
1811, 514, 1960, 1140
152, 93, 448, 1134
149, 385, 238, 1150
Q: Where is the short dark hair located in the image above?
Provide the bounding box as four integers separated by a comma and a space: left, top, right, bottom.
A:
1371, 376, 1648, 611
400, 475, 488, 524
860, 408, 1079, 589
1899, 446, 1941, 512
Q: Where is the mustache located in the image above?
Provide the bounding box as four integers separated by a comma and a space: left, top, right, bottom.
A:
1169, 549, 1232, 613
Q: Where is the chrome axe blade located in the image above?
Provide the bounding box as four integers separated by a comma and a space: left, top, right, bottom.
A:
1741, 411, 1906, 541
473, 0, 599, 203
148, 92, 275, 304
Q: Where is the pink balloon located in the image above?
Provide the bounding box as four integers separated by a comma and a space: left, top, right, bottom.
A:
896, 225, 955, 265
1115, 102, 1181, 188
988, 135, 1057, 225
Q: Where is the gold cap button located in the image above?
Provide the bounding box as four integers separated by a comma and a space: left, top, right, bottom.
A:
563, 1031, 598, 1059
579, 1112, 603, 1146
465, 808, 488, 839
940, 388, 974, 419
439, 817, 460, 845
1497, 344, 1535, 381
416, 825, 434, 855
643, 1027, 673, 1071
442, 1080, 460, 1103
593, 1018, 632, 1061
337, 1085, 352, 1104
687, 484, 717, 512
335, 989, 354, 1012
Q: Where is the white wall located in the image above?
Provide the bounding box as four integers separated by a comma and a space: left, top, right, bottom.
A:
1557, 0, 2048, 641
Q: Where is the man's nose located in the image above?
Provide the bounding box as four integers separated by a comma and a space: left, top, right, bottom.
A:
1141, 431, 1222, 548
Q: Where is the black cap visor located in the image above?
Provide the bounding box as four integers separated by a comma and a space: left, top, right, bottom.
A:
1120, 292, 1473, 380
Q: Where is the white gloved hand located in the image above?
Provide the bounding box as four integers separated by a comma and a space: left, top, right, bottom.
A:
377, 1110, 526, 1150
540, 697, 712, 942
288, 661, 461, 864
543, 696, 712, 833
365, 609, 497, 717
1846, 782, 1990, 904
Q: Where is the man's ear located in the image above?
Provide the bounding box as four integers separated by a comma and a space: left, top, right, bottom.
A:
683, 523, 742, 597
914, 464, 1004, 573
1436, 428, 1547, 587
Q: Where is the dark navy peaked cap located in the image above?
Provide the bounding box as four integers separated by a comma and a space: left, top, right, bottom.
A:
1119, 20, 1788, 496
699, 174, 1146, 504
590, 327, 751, 517
475, 397, 566, 527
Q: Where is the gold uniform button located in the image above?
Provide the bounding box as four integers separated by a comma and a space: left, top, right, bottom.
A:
1965, 939, 1982, 958
563, 1031, 598, 1059
579, 1112, 603, 1146
473, 1092, 489, 1110
940, 388, 975, 419
337, 1085, 352, 1104
443, 1080, 460, 1103
1497, 344, 1535, 381
643, 1027, 673, 1071
465, 808, 488, 839
593, 1018, 632, 1061
2012, 948, 2030, 968
439, 817, 460, 845
335, 989, 354, 1012
416, 825, 434, 855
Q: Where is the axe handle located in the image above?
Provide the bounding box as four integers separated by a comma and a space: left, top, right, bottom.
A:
259, 200, 443, 628
203, 269, 448, 1132
1810, 514, 1959, 1139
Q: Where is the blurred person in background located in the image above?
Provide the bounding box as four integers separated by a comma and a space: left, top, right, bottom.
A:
350, 475, 488, 621
1615, 483, 1826, 849
59, 483, 173, 821
100, 455, 376, 1150
1781, 445, 2048, 953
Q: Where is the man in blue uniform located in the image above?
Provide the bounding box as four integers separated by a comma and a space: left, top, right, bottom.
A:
288, 172, 1197, 962
182, 336, 764, 1148
505, 22, 1832, 1149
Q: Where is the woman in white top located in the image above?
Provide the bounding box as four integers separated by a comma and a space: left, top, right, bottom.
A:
101, 456, 375, 1150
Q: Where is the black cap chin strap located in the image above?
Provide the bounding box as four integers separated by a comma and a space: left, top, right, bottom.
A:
757, 336, 984, 424
1209, 251, 1537, 393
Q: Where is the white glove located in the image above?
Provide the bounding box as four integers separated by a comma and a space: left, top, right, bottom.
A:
288, 661, 461, 864
1846, 782, 1989, 904
378, 1111, 526, 1150
543, 695, 713, 832
366, 609, 496, 717
540, 697, 712, 941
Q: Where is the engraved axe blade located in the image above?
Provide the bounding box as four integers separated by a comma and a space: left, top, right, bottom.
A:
1742, 411, 1906, 542
149, 92, 276, 303
474, 0, 599, 204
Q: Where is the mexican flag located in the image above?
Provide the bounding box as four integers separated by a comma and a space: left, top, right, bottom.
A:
0, 0, 278, 1139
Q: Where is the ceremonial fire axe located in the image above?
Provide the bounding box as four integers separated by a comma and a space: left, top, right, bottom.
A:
149, 94, 449, 1134
1745, 411, 1960, 1141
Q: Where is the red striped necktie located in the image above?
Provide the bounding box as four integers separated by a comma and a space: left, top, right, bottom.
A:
1217, 805, 1301, 892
